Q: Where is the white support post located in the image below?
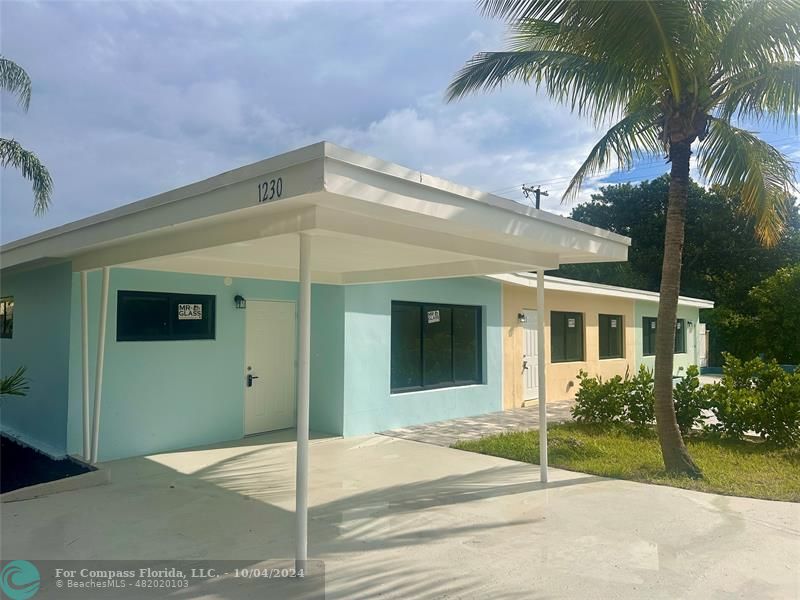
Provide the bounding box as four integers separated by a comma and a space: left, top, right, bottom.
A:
90, 266, 110, 464
80, 271, 91, 460
296, 233, 312, 564
536, 269, 548, 483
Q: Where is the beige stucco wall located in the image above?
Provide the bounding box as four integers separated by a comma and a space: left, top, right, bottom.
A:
502, 283, 636, 408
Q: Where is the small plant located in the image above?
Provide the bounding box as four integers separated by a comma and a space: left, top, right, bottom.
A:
0, 366, 29, 397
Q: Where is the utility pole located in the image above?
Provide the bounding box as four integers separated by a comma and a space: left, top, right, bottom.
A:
522, 185, 549, 209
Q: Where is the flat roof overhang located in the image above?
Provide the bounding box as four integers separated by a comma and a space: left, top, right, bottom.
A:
0, 142, 631, 282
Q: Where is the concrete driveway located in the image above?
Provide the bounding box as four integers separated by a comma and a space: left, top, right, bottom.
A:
3, 431, 798, 599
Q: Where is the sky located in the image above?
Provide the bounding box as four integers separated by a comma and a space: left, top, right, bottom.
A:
1, 0, 798, 244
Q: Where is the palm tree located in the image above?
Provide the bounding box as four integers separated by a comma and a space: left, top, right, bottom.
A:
1, 56, 52, 214
448, 0, 799, 476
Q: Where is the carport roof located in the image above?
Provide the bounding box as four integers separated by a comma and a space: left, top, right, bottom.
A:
1, 142, 631, 283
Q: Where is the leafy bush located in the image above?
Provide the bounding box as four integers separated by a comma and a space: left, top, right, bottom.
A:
672, 365, 709, 434
626, 366, 655, 429
572, 364, 707, 433
707, 354, 800, 446
571, 370, 628, 424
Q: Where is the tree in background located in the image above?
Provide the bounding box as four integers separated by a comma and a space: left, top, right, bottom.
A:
557, 176, 800, 364
449, 0, 799, 476
739, 265, 800, 365
0, 56, 52, 214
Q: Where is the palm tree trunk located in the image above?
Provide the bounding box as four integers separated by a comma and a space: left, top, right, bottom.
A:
654, 140, 702, 477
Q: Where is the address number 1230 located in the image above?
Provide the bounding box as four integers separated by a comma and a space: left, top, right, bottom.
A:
257, 177, 283, 203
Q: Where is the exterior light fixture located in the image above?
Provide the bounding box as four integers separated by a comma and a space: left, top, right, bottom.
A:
687, 320, 694, 330
517, 313, 527, 323
234, 294, 247, 309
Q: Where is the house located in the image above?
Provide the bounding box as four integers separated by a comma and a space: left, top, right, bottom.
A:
0, 141, 637, 466
493, 273, 714, 408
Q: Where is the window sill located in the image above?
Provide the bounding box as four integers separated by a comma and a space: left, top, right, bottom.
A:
390, 383, 486, 397
599, 356, 625, 361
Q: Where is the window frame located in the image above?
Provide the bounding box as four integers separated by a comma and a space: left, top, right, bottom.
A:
550, 310, 585, 363
116, 290, 216, 342
0, 296, 13, 339
390, 300, 483, 394
598, 313, 624, 360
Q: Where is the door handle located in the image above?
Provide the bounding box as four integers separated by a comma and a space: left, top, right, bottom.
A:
246, 374, 260, 387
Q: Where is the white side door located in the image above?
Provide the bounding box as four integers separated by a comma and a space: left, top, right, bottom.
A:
522, 309, 539, 401
244, 300, 296, 435
697, 323, 708, 368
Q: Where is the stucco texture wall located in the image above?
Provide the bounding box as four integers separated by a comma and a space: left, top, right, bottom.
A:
0, 262, 73, 456
67, 268, 345, 461
634, 301, 701, 374
502, 283, 636, 407
342, 277, 502, 435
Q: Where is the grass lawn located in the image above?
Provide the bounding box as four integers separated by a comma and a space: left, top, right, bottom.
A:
453, 422, 800, 502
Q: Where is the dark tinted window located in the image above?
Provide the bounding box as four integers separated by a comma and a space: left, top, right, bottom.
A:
117, 291, 215, 341
551, 311, 584, 362
675, 319, 686, 353
599, 314, 624, 359
391, 301, 482, 392
642, 317, 657, 356
0, 297, 13, 339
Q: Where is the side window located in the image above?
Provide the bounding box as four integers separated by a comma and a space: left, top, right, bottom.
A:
675, 319, 687, 354
0, 297, 13, 339
642, 317, 657, 356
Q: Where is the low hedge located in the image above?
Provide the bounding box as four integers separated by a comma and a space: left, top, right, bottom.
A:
571, 355, 800, 447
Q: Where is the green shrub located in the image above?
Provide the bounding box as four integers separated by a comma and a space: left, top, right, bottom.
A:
672, 365, 709, 435
571, 370, 628, 424
626, 365, 655, 429
572, 365, 708, 434
707, 354, 800, 446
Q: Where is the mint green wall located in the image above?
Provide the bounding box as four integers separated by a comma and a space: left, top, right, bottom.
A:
310, 284, 344, 434
67, 268, 345, 461
0, 263, 73, 456
341, 277, 502, 435
634, 300, 701, 375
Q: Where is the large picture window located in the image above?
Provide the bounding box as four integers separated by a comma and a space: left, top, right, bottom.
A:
390, 301, 482, 392
599, 314, 624, 359
117, 291, 216, 341
551, 311, 584, 362
0, 297, 13, 339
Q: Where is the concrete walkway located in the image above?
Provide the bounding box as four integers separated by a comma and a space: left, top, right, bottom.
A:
3, 431, 798, 599
381, 401, 574, 446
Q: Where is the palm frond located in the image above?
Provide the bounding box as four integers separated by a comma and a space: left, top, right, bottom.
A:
697, 119, 796, 247
713, 61, 800, 129
447, 49, 641, 124
480, 0, 570, 22
0, 138, 53, 215
563, 105, 664, 202
718, 0, 800, 70
0, 56, 32, 111
0, 366, 29, 397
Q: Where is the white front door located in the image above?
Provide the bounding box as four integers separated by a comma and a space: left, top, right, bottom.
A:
522, 309, 539, 401
244, 300, 296, 435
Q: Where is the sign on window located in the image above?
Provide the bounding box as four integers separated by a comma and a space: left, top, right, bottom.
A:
427, 310, 440, 324
178, 304, 203, 320
567, 318, 576, 328
611, 319, 617, 328
650, 321, 656, 329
